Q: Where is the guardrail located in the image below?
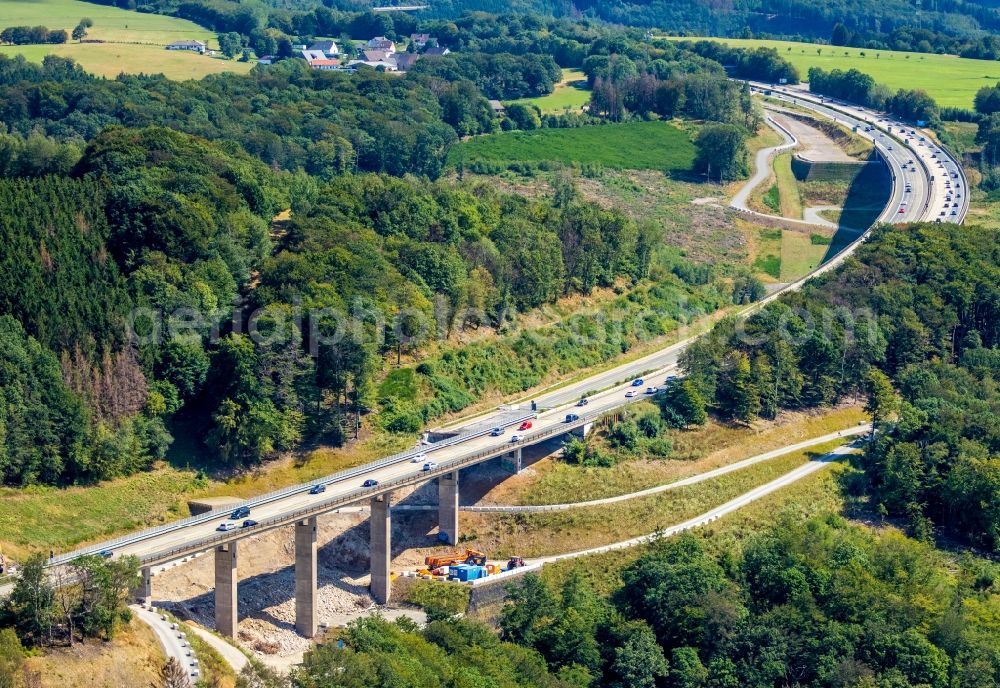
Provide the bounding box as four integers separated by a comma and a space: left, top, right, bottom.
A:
136, 395, 656, 566
47, 85, 953, 571
50, 408, 534, 567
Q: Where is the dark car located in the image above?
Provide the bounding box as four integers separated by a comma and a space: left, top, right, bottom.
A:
98, 550, 113, 559
309, 484, 326, 495
241, 519, 258, 528
631, 379, 644, 387
231, 506, 250, 519
363, 479, 379, 488
565, 413, 580, 423
576, 398, 589, 407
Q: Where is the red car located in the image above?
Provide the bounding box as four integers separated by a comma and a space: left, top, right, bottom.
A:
518, 420, 533, 431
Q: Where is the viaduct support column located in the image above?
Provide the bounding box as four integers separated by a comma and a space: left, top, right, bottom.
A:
370, 492, 392, 604
133, 566, 152, 606
438, 472, 459, 545
295, 516, 318, 638
214, 542, 238, 638
501, 447, 523, 474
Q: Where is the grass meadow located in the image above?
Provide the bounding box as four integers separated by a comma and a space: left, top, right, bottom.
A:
450, 120, 697, 171
0, 0, 254, 78
0, 0, 216, 44
671, 36, 1000, 108
508, 67, 591, 113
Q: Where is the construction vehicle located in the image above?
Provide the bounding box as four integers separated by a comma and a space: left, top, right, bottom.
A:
506, 556, 525, 571
423, 548, 487, 572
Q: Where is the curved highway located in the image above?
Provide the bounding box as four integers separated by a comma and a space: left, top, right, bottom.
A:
36, 85, 966, 575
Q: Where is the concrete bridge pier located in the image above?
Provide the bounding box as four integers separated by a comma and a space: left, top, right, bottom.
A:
214, 542, 238, 638
438, 472, 459, 545
571, 422, 594, 439
133, 566, 152, 606
295, 516, 318, 638
370, 492, 393, 604
500, 447, 522, 474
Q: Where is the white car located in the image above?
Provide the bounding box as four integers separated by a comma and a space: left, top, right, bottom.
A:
625, 390, 638, 398
422, 462, 437, 471
411, 453, 427, 463
645, 386, 659, 394
510, 434, 523, 443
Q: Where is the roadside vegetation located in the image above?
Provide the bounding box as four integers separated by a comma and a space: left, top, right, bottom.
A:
461, 441, 845, 557
496, 405, 865, 506
676, 37, 999, 108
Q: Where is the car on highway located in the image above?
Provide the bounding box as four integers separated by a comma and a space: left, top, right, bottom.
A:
645, 386, 659, 394
363, 479, 379, 488
631, 378, 644, 386
231, 506, 250, 519
576, 398, 589, 407
953, 202, 959, 207
217, 522, 237, 532
422, 462, 437, 471
665, 375, 678, 384
518, 421, 533, 431
309, 484, 327, 495
98, 550, 113, 559
565, 413, 580, 422
490, 427, 505, 436
951, 210, 958, 215
242, 519, 258, 528
940, 211, 946, 216
898, 208, 905, 214
510, 434, 523, 443
410, 453, 427, 463
625, 390, 638, 398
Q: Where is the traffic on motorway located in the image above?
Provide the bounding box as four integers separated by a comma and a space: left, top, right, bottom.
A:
44, 83, 967, 573
751, 81, 969, 224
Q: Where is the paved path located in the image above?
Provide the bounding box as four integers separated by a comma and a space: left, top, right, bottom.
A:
186, 623, 249, 675
730, 113, 798, 212
535, 444, 853, 564
132, 605, 200, 683
393, 423, 869, 514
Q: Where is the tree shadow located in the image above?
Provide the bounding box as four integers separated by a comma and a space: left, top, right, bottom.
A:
822, 154, 892, 263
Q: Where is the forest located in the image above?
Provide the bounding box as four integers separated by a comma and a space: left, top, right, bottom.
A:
672, 222, 1000, 551
0, 9, 786, 488
228, 517, 1000, 688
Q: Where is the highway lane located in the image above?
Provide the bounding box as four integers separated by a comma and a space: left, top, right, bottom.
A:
42, 85, 959, 572
95, 363, 686, 566
752, 81, 968, 223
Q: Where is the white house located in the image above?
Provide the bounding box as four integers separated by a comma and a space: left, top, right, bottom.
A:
309, 40, 339, 58
166, 40, 206, 54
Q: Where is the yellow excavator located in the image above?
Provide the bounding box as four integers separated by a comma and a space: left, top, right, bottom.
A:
424, 548, 487, 571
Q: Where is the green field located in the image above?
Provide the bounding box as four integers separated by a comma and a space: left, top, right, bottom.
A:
673, 36, 1000, 108
0, 0, 256, 78
0, 0, 216, 44
508, 67, 591, 113
0, 43, 254, 79
451, 121, 696, 171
